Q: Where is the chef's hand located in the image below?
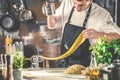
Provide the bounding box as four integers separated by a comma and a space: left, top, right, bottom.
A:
82, 29, 103, 39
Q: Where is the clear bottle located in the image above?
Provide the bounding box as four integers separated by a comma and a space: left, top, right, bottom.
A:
90, 53, 97, 69
15, 42, 24, 56
12, 44, 16, 55
89, 53, 100, 79
8, 44, 12, 55
19, 42, 24, 56
15, 42, 19, 52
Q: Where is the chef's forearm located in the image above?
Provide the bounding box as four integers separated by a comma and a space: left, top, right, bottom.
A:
106, 33, 120, 42
47, 15, 56, 29
99, 32, 120, 42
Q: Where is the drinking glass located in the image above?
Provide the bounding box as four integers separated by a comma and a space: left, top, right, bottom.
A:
0, 56, 3, 80
0, 54, 7, 80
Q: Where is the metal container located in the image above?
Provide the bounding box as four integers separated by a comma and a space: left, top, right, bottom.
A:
42, 2, 55, 16
109, 59, 120, 80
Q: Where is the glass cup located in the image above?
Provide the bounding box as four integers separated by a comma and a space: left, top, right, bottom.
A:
0, 61, 3, 80
42, 2, 55, 16
0, 54, 7, 80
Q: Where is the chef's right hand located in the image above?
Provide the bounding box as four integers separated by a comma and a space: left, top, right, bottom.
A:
82, 28, 102, 39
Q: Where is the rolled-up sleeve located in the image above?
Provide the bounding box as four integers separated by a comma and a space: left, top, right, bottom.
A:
101, 13, 120, 35
53, 0, 73, 29
53, 1, 65, 28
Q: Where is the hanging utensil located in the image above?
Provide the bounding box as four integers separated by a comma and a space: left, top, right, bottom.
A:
0, 0, 18, 32
19, 0, 33, 21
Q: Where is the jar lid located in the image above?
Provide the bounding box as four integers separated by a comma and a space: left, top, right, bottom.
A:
113, 59, 120, 67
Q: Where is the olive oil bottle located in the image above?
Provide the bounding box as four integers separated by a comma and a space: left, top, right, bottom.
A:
89, 53, 100, 80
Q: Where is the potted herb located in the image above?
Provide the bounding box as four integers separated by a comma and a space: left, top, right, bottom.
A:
13, 52, 25, 80
89, 36, 120, 65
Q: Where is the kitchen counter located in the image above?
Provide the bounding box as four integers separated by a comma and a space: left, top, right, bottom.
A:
23, 68, 86, 80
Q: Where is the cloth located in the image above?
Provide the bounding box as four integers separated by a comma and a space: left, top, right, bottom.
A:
51, 0, 120, 45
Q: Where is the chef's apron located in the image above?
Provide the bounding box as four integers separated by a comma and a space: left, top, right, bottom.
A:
60, 4, 92, 67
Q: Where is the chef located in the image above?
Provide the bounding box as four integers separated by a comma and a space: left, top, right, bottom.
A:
45, 0, 120, 67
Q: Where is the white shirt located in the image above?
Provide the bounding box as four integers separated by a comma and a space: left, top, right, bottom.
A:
52, 0, 120, 45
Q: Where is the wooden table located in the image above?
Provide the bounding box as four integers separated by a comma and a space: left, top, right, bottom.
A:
23, 68, 86, 80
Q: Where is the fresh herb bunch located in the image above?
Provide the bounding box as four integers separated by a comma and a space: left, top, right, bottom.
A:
89, 36, 120, 65
111, 39, 120, 59
13, 52, 25, 69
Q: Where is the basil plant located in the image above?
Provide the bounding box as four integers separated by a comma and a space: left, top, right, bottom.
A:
89, 36, 120, 65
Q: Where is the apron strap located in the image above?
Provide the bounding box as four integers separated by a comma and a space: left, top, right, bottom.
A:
82, 4, 92, 28
67, 7, 74, 23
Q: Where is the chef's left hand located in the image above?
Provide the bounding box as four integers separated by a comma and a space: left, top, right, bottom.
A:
82, 29, 102, 39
